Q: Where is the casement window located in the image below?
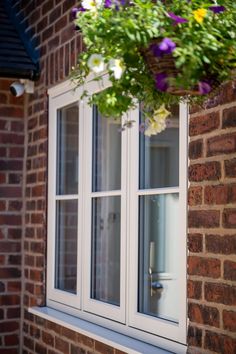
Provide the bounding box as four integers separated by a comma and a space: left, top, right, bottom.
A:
47, 79, 188, 350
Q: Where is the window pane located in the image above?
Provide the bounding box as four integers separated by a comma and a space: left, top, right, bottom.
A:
91, 196, 121, 306
138, 194, 179, 323
139, 106, 179, 189
92, 107, 121, 192
57, 104, 79, 195
55, 200, 78, 293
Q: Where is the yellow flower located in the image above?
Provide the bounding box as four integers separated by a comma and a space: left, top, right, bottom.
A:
193, 8, 207, 24
144, 105, 170, 136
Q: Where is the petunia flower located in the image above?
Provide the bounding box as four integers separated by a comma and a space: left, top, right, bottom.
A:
168, 12, 188, 25
82, 0, 103, 11
155, 73, 169, 92
109, 59, 125, 79
209, 6, 225, 14
151, 38, 176, 58
193, 8, 207, 24
104, 0, 112, 8
144, 105, 170, 136
198, 81, 212, 95
87, 54, 105, 73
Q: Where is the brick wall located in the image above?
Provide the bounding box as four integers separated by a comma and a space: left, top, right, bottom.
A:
187, 83, 236, 354
0, 78, 24, 353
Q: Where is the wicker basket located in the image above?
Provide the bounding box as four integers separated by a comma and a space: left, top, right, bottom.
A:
142, 41, 215, 96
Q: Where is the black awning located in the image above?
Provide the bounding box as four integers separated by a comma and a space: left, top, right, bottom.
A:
0, 1, 40, 81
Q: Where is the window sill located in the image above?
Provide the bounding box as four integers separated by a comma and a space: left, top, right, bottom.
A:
29, 307, 186, 354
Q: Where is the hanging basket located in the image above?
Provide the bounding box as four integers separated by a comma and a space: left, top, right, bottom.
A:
141, 40, 219, 97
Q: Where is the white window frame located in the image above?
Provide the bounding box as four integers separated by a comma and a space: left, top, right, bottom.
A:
47, 78, 188, 349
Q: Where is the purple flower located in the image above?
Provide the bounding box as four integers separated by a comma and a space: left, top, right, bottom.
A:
104, 0, 112, 8
151, 38, 176, 57
155, 73, 169, 92
71, 7, 79, 18
71, 7, 86, 18
168, 12, 188, 25
198, 81, 212, 95
209, 6, 225, 14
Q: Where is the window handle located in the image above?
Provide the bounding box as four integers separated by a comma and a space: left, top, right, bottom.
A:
151, 281, 163, 290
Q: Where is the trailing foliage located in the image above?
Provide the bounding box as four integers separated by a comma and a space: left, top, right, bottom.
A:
71, 0, 236, 134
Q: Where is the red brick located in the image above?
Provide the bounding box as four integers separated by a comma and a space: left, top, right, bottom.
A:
189, 112, 220, 136
188, 234, 203, 253
189, 162, 221, 182
0, 107, 23, 118
8, 229, 21, 240
0, 295, 20, 306
207, 133, 236, 156
4, 334, 19, 346
0, 241, 21, 253
0, 160, 23, 171
188, 210, 220, 228
32, 185, 45, 197
0, 349, 18, 354
7, 307, 20, 319
37, 16, 48, 33
55, 15, 68, 32
30, 324, 41, 339
95, 341, 114, 354
46, 320, 62, 335
204, 331, 236, 354
205, 282, 236, 305
0, 92, 8, 104
0, 268, 21, 279
63, 0, 76, 12
223, 106, 236, 128
224, 260, 236, 281
188, 256, 221, 278
204, 185, 229, 205
42, 26, 53, 42
7, 281, 21, 292
187, 280, 202, 300
188, 186, 202, 206
188, 303, 219, 327
55, 337, 69, 353
8, 201, 22, 211
61, 24, 75, 44
31, 213, 44, 224
223, 209, 236, 228
206, 234, 236, 255
0, 200, 6, 211
42, 331, 54, 347
70, 344, 86, 354
187, 326, 202, 348
35, 342, 47, 354
0, 215, 21, 226
9, 147, 24, 158
61, 327, 77, 340
0, 321, 19, 333
223, 310, 236, 332
30, 269, 43, 282
77, 333, 94, 348
225, 158, 236, 178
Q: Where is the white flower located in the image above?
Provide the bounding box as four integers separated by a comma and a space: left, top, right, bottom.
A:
82, 0, 103, 11
87, 54, 105, 73
144, 105, 170, 136
109, 58, 125, 79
